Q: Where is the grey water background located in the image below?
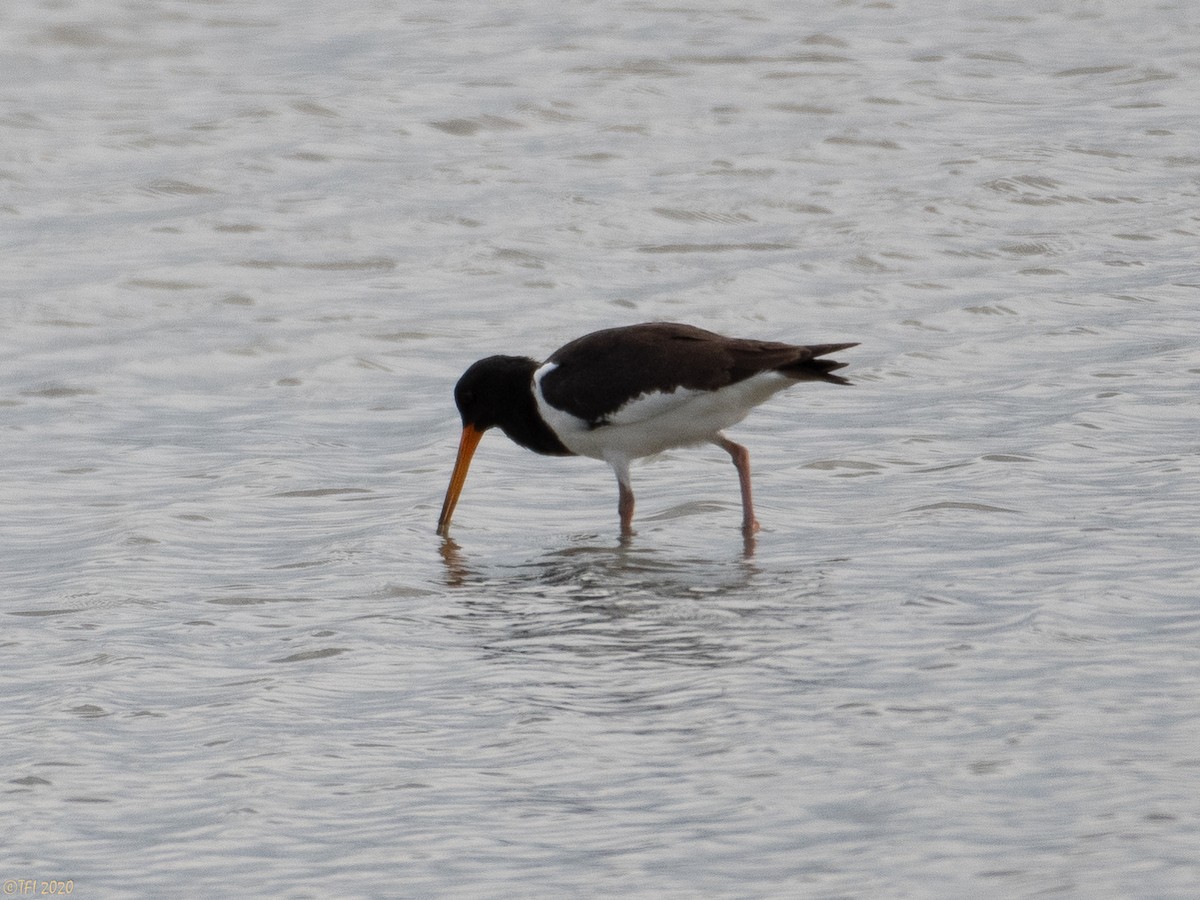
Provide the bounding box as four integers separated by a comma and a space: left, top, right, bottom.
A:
3, 0, 1199, 896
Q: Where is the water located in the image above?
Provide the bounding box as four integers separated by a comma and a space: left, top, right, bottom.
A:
4, 0, 1199, 896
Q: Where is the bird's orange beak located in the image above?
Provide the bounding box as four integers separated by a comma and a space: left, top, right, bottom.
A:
436, 424, 484, 536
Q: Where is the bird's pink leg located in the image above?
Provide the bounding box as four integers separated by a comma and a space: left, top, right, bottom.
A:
715, 435, 760, 535
618, 480, 635, 536
610, 458, 635, 536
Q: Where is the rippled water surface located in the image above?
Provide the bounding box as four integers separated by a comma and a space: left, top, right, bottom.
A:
4, 0, 1200, 896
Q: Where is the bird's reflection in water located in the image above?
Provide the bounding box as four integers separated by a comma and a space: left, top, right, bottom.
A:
438, 528, 761, 596
742, 530, 756, 559
436, 539, 792, 675
432, 528, 851, 678
438, 536, 474, 587
439, 500, 758, 590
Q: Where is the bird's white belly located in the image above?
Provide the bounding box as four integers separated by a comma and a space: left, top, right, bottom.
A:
534, 366, 793, 462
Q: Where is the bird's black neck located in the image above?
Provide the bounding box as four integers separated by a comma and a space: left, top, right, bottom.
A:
500, 373, 573, 456
461, 355, 574, 457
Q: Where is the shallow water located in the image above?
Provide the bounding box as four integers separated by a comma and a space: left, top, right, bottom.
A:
4, 0, 1200, 896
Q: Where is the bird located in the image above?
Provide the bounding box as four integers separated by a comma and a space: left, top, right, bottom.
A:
435, 322, 856, 538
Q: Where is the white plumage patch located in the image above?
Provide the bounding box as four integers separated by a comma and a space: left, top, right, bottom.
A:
533, 363, 793, 464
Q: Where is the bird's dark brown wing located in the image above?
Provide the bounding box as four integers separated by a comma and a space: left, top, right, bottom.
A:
540, 322, 856, 424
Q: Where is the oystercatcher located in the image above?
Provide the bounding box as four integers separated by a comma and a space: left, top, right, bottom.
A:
436, 322, 856, 537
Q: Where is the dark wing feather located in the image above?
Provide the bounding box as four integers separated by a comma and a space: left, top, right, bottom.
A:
540, 322, 856, 424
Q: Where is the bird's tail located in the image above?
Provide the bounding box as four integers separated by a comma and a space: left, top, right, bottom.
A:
781, 343, 859, 385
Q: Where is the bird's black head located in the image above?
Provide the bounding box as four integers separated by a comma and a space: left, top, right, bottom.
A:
453, 355, 540, 432
438, 353, 568, 536
451, 354, 572, 457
